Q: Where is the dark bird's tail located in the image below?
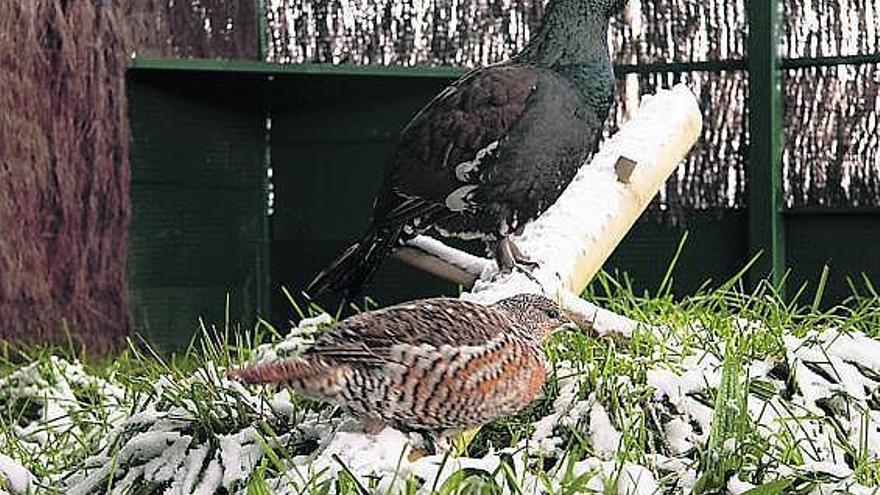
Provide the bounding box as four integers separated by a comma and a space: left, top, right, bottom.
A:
307, 228, 402, 297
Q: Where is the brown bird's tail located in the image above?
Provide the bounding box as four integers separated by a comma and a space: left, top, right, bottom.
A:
229, 357, 349, 400
306, 227, 401, 297
227, 357, 317, 385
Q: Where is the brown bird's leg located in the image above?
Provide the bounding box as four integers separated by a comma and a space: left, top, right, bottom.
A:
407, 432, 432, 461
338, 415, 387, 434
433, 432, 455, 454
361, 416, 387, 434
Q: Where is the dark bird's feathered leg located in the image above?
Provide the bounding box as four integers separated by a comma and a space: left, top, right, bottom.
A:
494, 236, 540, 272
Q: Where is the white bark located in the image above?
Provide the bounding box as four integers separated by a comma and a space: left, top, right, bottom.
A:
393, 236, 494, 287
396, 84, 703, 338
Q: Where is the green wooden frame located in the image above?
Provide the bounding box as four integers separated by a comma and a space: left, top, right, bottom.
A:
129, 53, 880, 77
746, 0, 784, 287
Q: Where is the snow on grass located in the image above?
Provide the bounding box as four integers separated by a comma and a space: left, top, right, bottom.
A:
59, 362, 308, 495
0, 453, 32, 494
1, 281, 879, 494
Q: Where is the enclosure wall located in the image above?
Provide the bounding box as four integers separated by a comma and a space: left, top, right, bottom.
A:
0, 1, 131, 352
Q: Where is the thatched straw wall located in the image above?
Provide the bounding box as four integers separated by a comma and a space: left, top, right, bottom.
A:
0, 0, 130, 353
125, 0, 258, 59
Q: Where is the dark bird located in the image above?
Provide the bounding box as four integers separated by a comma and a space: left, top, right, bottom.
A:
229, 294, 575, 434
308, 0, 627, 296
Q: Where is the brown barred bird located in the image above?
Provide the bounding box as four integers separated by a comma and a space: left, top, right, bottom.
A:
308, 0, 628, 297
229, 294, 575, 435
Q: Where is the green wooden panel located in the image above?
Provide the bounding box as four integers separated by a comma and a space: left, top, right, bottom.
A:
601, 210, 750, 296
785, 212, 880, 306
270, 74, 454, 143
268, 74, 459, 315
127, 71, 269, 351
129, 187, 265, 286
125, 62, 880, 351
129, 286, 256, 351
271, 142, 394, 241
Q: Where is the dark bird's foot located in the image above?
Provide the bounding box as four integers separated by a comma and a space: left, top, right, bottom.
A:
494, 237, 540, 273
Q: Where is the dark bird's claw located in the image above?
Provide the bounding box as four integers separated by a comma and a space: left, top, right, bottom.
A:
495, 237, 540, 272
514, 258, 540, 271
514, 264, 542, 285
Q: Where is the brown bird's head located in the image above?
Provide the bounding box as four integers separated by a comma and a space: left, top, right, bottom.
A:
491, 293, 578, 339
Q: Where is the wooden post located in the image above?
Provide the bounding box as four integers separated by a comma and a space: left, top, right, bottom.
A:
746, 0, 785, 287
255, 0, 270, 61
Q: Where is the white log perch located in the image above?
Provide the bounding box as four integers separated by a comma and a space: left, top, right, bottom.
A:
395, 84, 702, 338
393, 236, 495, 287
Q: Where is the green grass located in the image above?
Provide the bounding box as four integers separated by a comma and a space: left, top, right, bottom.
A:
0, 270, 879, 494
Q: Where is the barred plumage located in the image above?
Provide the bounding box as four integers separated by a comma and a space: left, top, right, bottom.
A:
229, 294, 574, 432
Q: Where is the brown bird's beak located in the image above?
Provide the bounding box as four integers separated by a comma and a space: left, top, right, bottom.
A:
552, 308, 580, 333
560, 321, 580, 332
561, 308, 592, 333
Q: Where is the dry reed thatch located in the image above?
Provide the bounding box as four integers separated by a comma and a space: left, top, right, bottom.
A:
0, 0, 130, 353
125, 0, 258, 59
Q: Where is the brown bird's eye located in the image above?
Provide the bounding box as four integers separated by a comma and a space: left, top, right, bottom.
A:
546, 308, 560, 319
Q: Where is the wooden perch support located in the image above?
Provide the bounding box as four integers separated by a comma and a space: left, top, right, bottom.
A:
394, 84, 703, 337
394, 237, 494, 288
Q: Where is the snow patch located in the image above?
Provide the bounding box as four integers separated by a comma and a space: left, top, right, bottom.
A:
0, 454, 32, 495
588, 403, 621, 459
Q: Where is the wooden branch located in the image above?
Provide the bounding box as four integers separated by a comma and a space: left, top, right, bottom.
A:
395, 84, 703, 338
393, 236, 491, 288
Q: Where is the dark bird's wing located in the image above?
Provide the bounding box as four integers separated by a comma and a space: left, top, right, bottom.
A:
304, 298, 515, 364
307, 65, 544, 297
372, 64, 541, 227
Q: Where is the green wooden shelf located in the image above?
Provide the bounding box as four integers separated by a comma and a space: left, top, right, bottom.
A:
128, 58, 467, 78
130, 52, 880, 79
